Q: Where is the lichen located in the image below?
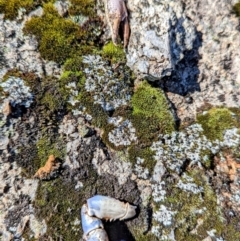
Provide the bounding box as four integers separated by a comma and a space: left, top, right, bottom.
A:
0, 76, 33, 108
151, 170, 225, 241
128, 145, 156, 174
81, 55, 133, 112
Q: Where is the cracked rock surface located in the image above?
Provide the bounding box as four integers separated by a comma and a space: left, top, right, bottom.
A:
126, 0, 240, 122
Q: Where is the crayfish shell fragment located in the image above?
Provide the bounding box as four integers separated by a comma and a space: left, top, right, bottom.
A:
81, 204, 104, 235
87, 195, 136, 221
85, 229, 109, 241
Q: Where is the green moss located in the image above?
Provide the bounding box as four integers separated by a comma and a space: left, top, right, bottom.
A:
131, 81, 175, 145
133, 229, 159, 241
0, 0, 33, 19
37, 76, 69, 116
131, 113, 162, 146
197, 107, 235, 141
128, 145, 156, 173
36, 135, 65, 167
34, 178, 83, 240
69, 0, 95, 16
158, 170, 228, 240
233, 1, 240, 17
0, 0, 56, 20
24, 3, 86, 63
63, 56, 83, 72
223, 218, 240, 241
102, 41, 126, 63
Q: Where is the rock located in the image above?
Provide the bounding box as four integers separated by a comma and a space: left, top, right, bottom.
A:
29, 214, 47, 239
2, 101, 12, 116
0, 12, 61, 78
15, 215, 30, 238
152, 160, 166, 183
126, 0, 240, 121
54, 1, 69, 17
0, 229, 13, 241
126, 0, 196, 81
0, 136, 9, 150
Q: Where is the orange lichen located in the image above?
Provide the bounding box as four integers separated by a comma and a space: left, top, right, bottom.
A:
34, 155, 60, 179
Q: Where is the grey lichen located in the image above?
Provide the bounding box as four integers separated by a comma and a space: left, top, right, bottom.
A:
0, 76, 33, 108
82, 55, 132, 111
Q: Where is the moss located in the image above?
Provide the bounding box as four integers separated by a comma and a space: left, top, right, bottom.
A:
158, 170, 227, 240
102, 41, 126, 63
229, 107, 240, 129
131, 81, 175, 145
222, 218, 240, 241
0, 0, 56, 20
131, 113, 162, 147
128, 145, 156, 173
69, 0, 95, 16
0, 0, 33, 19
133, 229, 159, 241
34, 178, 83, 240
82, 96, 109, 128
2, 68, 39, 83
24, 3, 86, 63
63, 56, 83, 72
36, 135, 65, 167
233, 1, 240, 17
197, 107, 235, 141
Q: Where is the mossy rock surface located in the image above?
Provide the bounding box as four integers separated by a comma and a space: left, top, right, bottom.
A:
102, 41, 126, 63
197, 107, 239, 141
128, 145, 156, 173
0, 0, 33, 19
24, 3, 83, 63
0, 0, 55, 20
233, 1, 240, 17
126, 81, 175, 168
34, 135, 141, 240
131, 81, 175, 139
153, 167, 240, 241
69, 0, 95, 16
23, 2, 102, 64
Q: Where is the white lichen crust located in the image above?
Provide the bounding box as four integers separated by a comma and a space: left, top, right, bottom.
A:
108, 117, 137, 146
82, 55, 132, 111
0, 76, 33, 108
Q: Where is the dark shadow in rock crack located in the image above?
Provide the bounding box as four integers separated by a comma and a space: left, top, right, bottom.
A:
161, 17, 202, 96
105, 220, 135, 241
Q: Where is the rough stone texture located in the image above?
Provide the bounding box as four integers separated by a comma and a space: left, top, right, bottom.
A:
0, 1, 240, 240
0, 11, 61, 79
126, 0, 240, 122
126, 0, 197, 81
